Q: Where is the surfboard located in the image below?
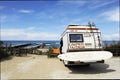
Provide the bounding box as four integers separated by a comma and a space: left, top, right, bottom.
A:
58, 51, 113, 62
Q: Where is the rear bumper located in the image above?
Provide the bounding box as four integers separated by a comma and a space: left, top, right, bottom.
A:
58, 51, 113, 62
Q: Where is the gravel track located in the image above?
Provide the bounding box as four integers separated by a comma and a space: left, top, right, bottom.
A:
1, 54, 120, 79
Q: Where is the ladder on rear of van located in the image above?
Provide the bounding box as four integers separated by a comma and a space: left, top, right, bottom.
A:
88, 22, 101, 49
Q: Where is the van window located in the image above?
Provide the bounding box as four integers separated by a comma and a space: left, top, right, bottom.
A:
69, 34, 83, 42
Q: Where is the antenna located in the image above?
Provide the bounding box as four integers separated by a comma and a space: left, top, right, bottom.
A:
88, 21, 92, 27
92, 22, 96, 27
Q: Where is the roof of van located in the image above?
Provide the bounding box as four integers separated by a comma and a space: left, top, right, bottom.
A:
61, 25, 100, 37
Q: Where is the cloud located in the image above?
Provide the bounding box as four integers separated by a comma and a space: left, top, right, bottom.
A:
0, 14, 19, 22
101, 7, 119, 22
102, 28, 119, 40
26, 26, 36, 30
26, 32, 59, 40
18, 9, 34, 13
56, 0, 88, 6
89, 0, 117, 9
2, 27, 119, 40
103, 33, 119, 40
0, 15, 7, 22
1, 29, 25, 37
1, 28, 59, 40
0, 6, 4, 10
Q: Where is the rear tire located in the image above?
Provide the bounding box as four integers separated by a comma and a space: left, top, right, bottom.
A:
60, 59, 62, 61
97, 60, 104, 63
101, 60, 104, 63
63, 60, 69, 67
83, 63, 90, 66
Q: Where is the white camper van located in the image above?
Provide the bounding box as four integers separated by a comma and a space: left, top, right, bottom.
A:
58, 22, 113, 66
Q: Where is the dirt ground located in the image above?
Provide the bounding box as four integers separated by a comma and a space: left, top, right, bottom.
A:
1, 54, 120, 79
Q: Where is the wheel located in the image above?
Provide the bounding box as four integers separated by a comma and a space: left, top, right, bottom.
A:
59, 59, 62, 61
97, 60, 104, 63
100, 60, 104, 63
83, 63, 90, 66
63, 60, 69, 67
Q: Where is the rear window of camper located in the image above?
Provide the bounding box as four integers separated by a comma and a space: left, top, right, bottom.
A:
69, 34, 83, 42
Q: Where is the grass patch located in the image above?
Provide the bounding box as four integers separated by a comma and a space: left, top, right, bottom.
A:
0, 41, 11, 60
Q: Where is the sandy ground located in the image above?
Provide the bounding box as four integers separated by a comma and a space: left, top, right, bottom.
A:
1, 54, 120, 79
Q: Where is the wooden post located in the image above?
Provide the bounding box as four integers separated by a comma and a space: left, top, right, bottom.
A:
9, 44, 12, 55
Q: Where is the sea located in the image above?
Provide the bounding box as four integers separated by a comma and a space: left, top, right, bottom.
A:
1, 40, 119, 49
2, 40, 60, 49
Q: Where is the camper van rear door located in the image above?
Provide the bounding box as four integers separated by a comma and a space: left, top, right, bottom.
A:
69, 34, 84, 50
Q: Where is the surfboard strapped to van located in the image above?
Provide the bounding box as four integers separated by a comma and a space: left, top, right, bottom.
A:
58, 22, 113, 66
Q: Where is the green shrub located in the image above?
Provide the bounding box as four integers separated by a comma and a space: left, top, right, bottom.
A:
104, 41, 120, 56
47, 46, 58, 58
0, 49, 10, 59
0, 41, 11, 60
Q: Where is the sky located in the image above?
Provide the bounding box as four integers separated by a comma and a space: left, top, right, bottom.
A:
0, 0, 120, 41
